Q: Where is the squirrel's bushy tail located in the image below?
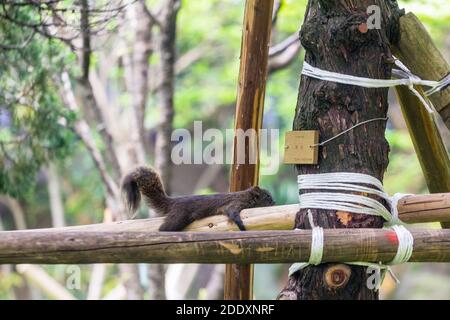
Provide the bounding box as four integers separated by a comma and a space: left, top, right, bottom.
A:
121, 166, 167, 215
121, 171, 142, 214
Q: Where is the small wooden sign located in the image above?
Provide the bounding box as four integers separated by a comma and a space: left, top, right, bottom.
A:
284, 130, 319, 164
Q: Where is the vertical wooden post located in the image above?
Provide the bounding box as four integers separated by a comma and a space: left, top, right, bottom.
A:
392, 13, 450, 229
224, 0, 274, 300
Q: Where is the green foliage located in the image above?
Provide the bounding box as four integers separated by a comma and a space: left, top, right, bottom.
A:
0, 5, 76, 198
59, 145, 105, 225
0, 270, 22, 299
384, 130, 427, 195
399, 0, 450, 45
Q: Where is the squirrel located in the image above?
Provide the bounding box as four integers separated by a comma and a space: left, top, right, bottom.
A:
121, 166, 275, 231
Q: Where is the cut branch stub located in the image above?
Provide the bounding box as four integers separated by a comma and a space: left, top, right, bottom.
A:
324, 264, 352, 290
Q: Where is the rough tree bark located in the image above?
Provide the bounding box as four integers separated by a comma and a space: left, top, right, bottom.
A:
278, 0, 402, 300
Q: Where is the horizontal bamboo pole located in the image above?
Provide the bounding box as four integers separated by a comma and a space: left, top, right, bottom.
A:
20, 194, 450, 235
20, 204, 296, 234
398, 193, 450, 224
0, 229, 448, 264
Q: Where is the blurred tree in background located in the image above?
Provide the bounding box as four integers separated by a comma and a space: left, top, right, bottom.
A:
0, 0, 449, 300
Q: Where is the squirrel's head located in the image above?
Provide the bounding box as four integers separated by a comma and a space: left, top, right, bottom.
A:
248, 186, 275, 207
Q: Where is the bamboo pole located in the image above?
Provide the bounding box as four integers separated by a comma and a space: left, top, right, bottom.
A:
0, 229, 448, 265
393, 13, 450, 130
398, 193, 450, 224
22, 193, 450, 236
392, 12, 450, 229
394, 86, 450, 228
226, 0, 274, 300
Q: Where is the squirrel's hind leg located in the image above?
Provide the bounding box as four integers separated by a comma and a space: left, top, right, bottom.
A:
159, 217, 190, 231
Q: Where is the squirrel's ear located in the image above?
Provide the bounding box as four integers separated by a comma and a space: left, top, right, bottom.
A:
248, 186, 261, 194
248, 185, 262, 196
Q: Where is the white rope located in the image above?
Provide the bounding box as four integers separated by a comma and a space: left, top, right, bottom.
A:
393, 59, 450, 97
389, 225, 414, 265
389, 193, 412, 226
288, 210, 323, 275
288, 235, 408, 282
393, 59, 436, 114
298, 172, 393, 222
302, 60, 444, 114
289, 172, 415, 285
425, 73, 450, 96
288, 225, 414, 281
307, 210, 324, 266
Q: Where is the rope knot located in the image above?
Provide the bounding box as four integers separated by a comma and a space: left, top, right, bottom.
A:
289, 172, 415, 287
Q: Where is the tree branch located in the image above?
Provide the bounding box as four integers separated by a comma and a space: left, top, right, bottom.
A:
272, 0, 283, 26
0, 196, 27, 230
59, 72, 120, 201
129, 0, 155, 154
154, 0, 180, 194
80, 0, 91, 82
267, 32, 302, 73
76, 1, 122, 179
16, 264, 76, 300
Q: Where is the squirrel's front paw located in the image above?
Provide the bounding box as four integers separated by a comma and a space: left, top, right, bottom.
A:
226, 210, 246, 231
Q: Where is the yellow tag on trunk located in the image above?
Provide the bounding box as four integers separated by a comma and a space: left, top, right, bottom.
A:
284, 130, 319, 164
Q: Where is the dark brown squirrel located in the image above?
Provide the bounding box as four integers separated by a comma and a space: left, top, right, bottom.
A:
121, 166, 275, 231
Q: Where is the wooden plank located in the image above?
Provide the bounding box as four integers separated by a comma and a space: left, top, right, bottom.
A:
226, 0, 274, 300
0, 229, 448, 264
393, 13, 450, 130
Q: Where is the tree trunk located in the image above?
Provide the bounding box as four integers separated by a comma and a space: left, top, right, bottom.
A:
154, 0, 179, 193
278, 0, 402, 300
149, 0, 180, 300
131, 0, 154, 155
47, 163, 66, 228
